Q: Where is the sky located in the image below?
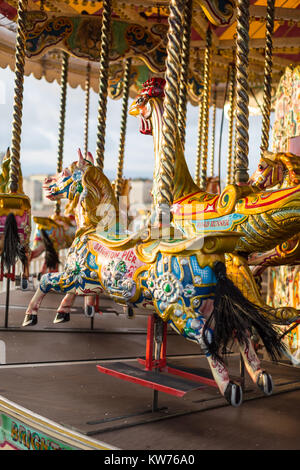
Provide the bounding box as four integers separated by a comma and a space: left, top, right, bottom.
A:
0, 66, 273, 182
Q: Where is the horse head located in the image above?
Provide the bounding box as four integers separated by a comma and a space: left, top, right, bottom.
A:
44, 149, 118, 233
249, 150, 300, 190
129, 77, 166, 135
43, 149, 94, 201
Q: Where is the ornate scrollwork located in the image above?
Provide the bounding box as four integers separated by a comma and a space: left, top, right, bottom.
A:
196, 0, 236, 26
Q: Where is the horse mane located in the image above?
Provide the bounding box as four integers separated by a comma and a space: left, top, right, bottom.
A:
81, 165, 119, 232
275, 152, 300, 185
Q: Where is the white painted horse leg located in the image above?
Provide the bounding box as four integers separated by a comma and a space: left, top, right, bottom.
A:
22, 287, 46, 326
84, 295, 97, 318
53, 292, 76, 324
238, 335, 273, 395
205, 353, 243, 407
198, 331, 243, 407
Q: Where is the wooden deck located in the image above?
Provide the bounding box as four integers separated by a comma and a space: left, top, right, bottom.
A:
0, 285, 300, 451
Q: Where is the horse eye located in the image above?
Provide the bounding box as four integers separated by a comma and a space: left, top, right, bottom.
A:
137, 97, 144, 105
258, 164, 264, 170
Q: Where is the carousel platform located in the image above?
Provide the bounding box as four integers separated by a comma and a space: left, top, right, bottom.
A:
0, 286, 300, 451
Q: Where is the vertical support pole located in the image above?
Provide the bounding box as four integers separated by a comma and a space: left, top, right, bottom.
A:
234, 0, 250, 185
232, 119, 237, 184
199, 26, 212, 190
240, 354, 245, 391
156, 0, 184, 223
210, 86, 217, 178
195, 99, 203, 186
95, 0, 112, 170
145, 315, 155, 371
84, 62, 91, 157
115, 58, 132, 199
9, 0, 28, 194
4, 275, 10, 329
226, 62, 236, 185
260, 0, 275, 155
55, 51, 69, 216
178, 0, 193, 150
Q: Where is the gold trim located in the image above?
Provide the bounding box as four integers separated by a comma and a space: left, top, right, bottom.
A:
0, 396, 117, 450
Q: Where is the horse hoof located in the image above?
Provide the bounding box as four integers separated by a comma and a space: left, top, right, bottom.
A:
21, 278, 28, 290
22, 314, 37, 327
257, 371, 273, 396
53, 312, 70, 324
224, 381, 243, 407
84, 306, 95, 318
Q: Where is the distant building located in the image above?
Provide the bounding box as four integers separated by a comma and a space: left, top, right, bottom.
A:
23, 174, 60, 215
129, 179, 152, 209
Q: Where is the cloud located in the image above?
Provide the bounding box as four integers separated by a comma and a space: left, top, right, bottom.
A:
0, 66, 271, 182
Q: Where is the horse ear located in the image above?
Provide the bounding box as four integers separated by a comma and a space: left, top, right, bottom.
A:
87, 152, 94, 165
78, 148, 84, 166
262, 150, 276, 161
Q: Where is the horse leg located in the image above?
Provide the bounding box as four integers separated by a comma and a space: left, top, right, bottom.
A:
84, 295, 97, 318
22, 286, 46, 326
53, 292, 76, 324
20, 248, 31, 290
237, 333, 273, 396
198, 332, 243, 407
37, 261, 47, 281
22, 272, 66, 327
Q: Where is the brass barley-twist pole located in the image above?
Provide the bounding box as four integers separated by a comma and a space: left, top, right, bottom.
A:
226, 62, 236, 185
195, 99, 203, 186
260, 0, 275, 155
199, 26, 212, 190
178, 0, 193, 149
9, 0, 28, 194
115, 58, 131, 199
55, 52, 69, 216
84, 62, 91, 158
95, 0, 112, 170
234, 0, 250, 185
210, 86, 217, 178
156, 0, 184, 221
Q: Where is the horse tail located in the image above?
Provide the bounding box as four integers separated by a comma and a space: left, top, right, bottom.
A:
2, 212, 27, 270
202, 261, 285, 364
40, 229, 59, 270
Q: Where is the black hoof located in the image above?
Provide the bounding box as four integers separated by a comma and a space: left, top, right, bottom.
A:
37, 273, 42, 281
257, 371, 273, 396
53, 312, 70, 324
224, 381, 243, 407
22, 314, 38, 327
21, 278, 28, 290
84, 306, 95, 318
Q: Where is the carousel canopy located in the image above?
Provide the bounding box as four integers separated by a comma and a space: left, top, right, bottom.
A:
0, 0, 299, 108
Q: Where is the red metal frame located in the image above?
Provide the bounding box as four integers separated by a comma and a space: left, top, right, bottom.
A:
97, 314, 218, 396
0, 263, 15, 282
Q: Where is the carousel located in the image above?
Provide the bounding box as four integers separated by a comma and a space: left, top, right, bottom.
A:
0, 0, 299, 451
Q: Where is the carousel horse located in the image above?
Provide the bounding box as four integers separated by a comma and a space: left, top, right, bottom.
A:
248, 150, 300, 276
41, 155, 133, 324
0, 148, 31, 289
30, 203, 76, 278
22, 150, 285, 406
128, 77, 300, 324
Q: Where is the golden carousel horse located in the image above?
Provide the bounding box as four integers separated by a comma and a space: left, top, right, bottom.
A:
128, 78, 300, 324
248, 150, 300, 275
22, 149, 285, 407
